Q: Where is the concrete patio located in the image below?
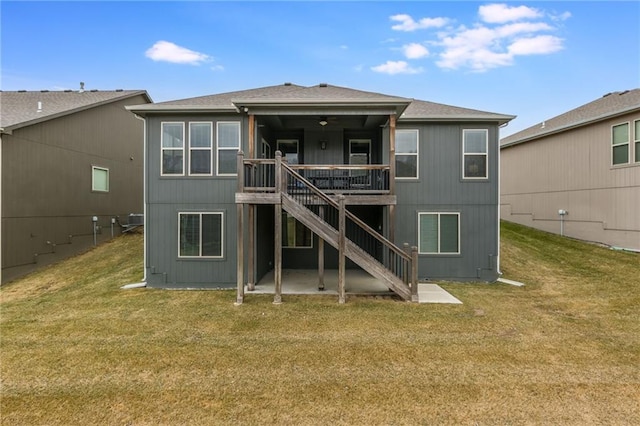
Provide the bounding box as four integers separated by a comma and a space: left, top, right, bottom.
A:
247, 269, 462, 304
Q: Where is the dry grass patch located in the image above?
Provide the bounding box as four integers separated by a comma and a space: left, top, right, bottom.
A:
1, 223, 639, 425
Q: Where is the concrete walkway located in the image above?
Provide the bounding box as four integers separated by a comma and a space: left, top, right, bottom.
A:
247, 269, 462, 304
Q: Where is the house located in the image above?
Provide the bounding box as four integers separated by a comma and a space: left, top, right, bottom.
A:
127, 83, 514, 302
1, 86, 152, 283
500, 89, 640, 251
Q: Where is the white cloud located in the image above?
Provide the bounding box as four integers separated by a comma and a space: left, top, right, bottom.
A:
210, 65, 225, 72
371, 60, 423, 75
403, 43, 429, 59
508, 35, 564, 55
145, 40, 211, 65
479, 4, 542, 23
390, 14, 450, 31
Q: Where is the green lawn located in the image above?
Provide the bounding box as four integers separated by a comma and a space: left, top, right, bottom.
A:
1, 222, 639, 425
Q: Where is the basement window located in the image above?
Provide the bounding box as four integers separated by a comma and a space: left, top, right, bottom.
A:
282, 212, 312, 248
612, 122, 630, 165
92, 166, 109, 192
179, 212, 223, 258
418, 212, 460, 254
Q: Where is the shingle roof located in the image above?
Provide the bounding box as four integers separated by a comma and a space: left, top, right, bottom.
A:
402, 99, 514, 123
128, 82, 514, 124
0, 89, 151, 131
501, 89, 640, 147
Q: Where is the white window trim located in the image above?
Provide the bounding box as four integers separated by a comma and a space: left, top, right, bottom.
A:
216, 121, 241, 176
418, 212, 461, 255
161, 122, 185, 176
91, 165, 109, 192
633, 120, 639, 163
395, 129, 419, 180
611, 121, 630, 166
188, 121, 214, 176
462, 129, 489, 180
178, 212, 224, 259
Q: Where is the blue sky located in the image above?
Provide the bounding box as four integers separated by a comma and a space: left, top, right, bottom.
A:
2, 1, 638, 136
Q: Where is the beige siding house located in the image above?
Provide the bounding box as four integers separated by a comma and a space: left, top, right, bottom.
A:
500, 89, 640, 251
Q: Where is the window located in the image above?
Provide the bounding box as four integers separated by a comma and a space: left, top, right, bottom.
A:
612, 122, 630, 165
179, 212, 223, 258
189, 122, 213, 175
463, 129, 488, 179
92, 166, 109, 192
217, 122, 241, 175
395, 129, 418, 179
418, 212, 460, 254
277, 140, 299, 164
349, 140, 371, 185
635, 120, 640, 163
162, 122, 184, 175
282, 212, 312, 248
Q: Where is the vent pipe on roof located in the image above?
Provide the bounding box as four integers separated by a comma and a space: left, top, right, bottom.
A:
541, 121, 545, 129
319, 83, 328, 87
37, 101, 43, 113
79, 82, 85, 93
284, 82, 292, 86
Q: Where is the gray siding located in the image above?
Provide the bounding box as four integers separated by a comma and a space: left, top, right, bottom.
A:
1, 94, 148, 283
145, 114, 247, 288
394, 123, 500, 281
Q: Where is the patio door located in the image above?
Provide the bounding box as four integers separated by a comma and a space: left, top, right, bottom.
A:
349, 139, 371, 186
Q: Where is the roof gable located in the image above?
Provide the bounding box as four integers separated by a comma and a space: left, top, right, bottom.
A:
0, 90, 151, 131
501, 89, 640, 147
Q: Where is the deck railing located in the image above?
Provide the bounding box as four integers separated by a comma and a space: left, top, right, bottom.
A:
241, 157, 390, 194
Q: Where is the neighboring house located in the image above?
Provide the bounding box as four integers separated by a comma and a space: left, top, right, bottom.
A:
1, 87, 152, 283
128, 83, 514, 302
501, 89, 640, 251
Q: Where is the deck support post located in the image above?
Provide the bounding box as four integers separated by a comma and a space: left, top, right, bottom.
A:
338, 195, 346, 304
389, 114, 396, 244
235, 150, 245, 305
318, 205, 325, 290
411, 246, 419, 302
274, 151, 283, 304
247, 114, 256, 291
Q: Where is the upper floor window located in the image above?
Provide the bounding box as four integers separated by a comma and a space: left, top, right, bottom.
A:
217, 122, 241, 176
178, 212, 223, 258
92, 166, 109, 192
635, 120, 640, 163
189, 122, 213, 175
395, 129, 418, 179
162, 122, 185, 175
463, 129, 488, 179
612, 122, 630, 165
418, 212, 460, 255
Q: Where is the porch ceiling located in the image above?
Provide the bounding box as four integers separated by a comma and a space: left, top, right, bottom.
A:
258, 114, 388, 130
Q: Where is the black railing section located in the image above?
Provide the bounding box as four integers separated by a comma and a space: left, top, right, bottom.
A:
243, 159, 276, 192
281, 163, 412, 286
290, 165, 389, 193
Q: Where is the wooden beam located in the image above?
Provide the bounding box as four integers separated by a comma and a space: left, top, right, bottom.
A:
411, 246, 419, 302
338, 195, 346, 304
318, 205, 325, 291
247, 205, 255, 291
248, 114, 255, 158
274, 151, 283, 304
389, 115, 396, 244
236, 203, 244, 305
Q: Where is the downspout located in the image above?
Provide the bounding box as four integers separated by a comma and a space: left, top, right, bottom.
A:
496, 122, 509, 276
133, 114, 148, 284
